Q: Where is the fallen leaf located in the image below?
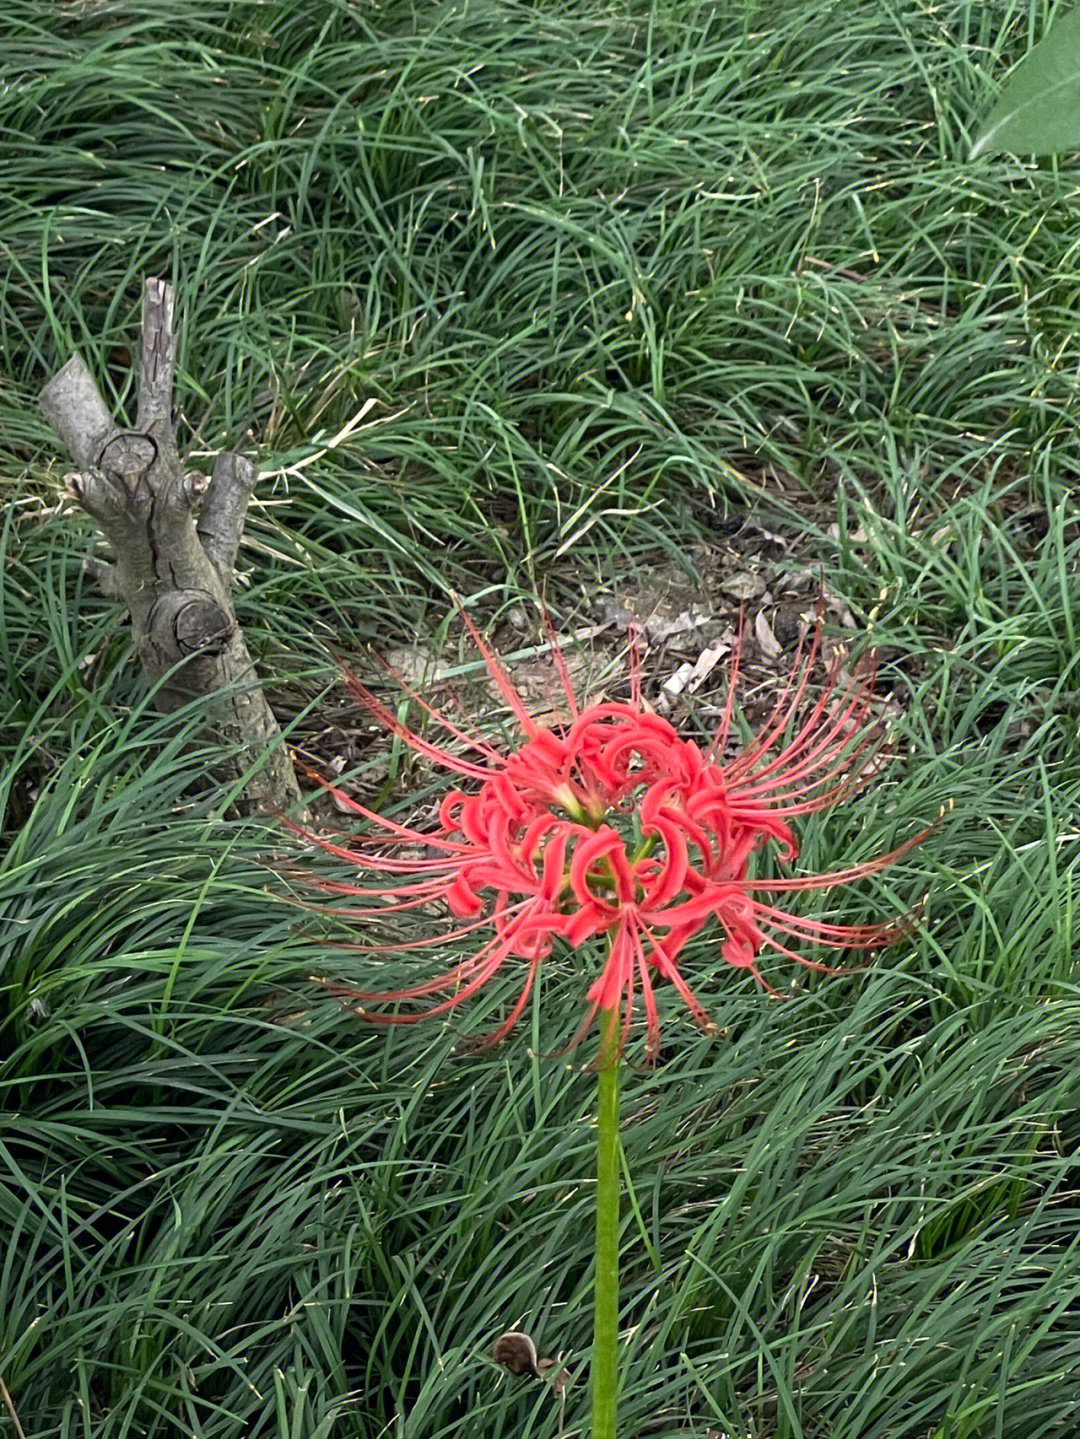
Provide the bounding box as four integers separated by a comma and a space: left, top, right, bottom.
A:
754, 609, 782, 659
720, 570, 766, 601
686, 639, 731, 693
660, 662, 695, 699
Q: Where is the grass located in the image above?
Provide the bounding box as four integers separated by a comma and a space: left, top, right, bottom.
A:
2, 0, 1080, 1435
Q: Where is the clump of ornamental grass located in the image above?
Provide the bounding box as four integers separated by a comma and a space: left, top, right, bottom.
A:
282, 607, 933, 1439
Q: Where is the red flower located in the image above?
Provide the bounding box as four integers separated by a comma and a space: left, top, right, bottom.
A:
284, 610, 931, 1058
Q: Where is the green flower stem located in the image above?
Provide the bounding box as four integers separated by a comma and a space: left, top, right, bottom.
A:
592, 1005, 621, 1439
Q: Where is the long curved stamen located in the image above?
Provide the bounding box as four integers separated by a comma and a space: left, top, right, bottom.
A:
455, 604, 543, 739
720, 616, 819, 774
729, 658, 876, 797
541, 608, 582, 721
338, 665, 496, 779
279, 817, 466, 872
366, 648, 509, 767
740, 825, 934, 895
707, 608, 746, 762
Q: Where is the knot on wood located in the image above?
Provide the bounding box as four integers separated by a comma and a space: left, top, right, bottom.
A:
96, 430, 159, 494
174, 595, 234, 655
149, 589, 235, 657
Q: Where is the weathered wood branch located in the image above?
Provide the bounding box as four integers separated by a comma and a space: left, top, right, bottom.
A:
39, 277, 300, 812
38, 354, 119, 468
198, 452, 259, 583
135, 279, 178, 440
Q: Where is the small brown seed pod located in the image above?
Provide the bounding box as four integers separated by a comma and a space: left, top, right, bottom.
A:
492, 1330, 540, 1378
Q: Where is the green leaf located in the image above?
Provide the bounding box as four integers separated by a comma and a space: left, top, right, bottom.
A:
972, 6, 1080, 157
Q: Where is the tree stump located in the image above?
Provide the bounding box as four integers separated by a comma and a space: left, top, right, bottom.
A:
39, 278, 300, 812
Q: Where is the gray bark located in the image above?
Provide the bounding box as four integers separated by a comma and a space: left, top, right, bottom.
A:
39, 278, 300, 812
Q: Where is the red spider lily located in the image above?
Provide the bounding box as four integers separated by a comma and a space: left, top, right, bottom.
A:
284, 610, 932, 1059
